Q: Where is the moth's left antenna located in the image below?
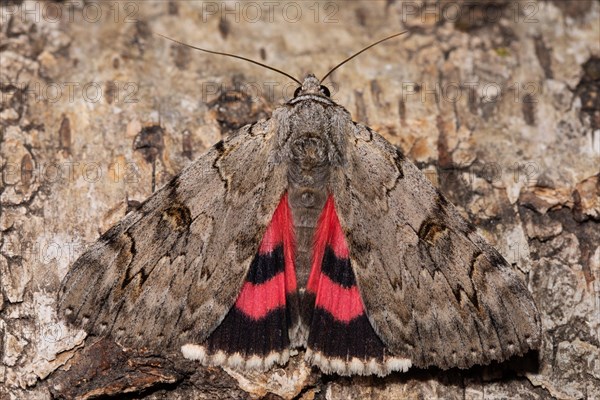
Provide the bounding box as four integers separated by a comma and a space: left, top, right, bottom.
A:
153, 32, 302, 85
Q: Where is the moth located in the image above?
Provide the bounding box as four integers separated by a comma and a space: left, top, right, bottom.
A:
58, 32, 541, 377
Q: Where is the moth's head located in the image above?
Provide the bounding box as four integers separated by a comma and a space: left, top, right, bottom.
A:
293, 74, 331, 98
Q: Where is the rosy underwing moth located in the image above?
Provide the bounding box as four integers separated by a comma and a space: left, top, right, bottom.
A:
58, 32, 541, 377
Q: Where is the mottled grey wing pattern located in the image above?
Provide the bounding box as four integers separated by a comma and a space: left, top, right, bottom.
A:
58, 120, 288, 349
331, 123, 541, 370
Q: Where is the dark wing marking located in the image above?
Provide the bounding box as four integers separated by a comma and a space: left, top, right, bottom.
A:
330, 123, 541, 370
305, 195, 410, 376
58, 120, 288, 350
182, 193, 298, 370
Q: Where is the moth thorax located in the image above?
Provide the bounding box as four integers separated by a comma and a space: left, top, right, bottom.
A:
290, 135, 328, 170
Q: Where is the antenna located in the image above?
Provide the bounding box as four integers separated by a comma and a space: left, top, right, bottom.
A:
153, 31, 409, 87
320, 31, 408, 84
153, 32, 302, 85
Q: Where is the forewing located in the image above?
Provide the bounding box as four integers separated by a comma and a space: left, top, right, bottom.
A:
58, 120, 288, 350
331, 123, 541, 370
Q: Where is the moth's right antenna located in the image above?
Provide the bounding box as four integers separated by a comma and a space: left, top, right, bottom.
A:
154, 32, 302, 85
320, 31, 408, 84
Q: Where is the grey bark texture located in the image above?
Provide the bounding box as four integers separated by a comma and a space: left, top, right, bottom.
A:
1, 1, 599, 399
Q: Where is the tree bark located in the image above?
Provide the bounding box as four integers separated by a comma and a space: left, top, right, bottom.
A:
1, 1, 599, 399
